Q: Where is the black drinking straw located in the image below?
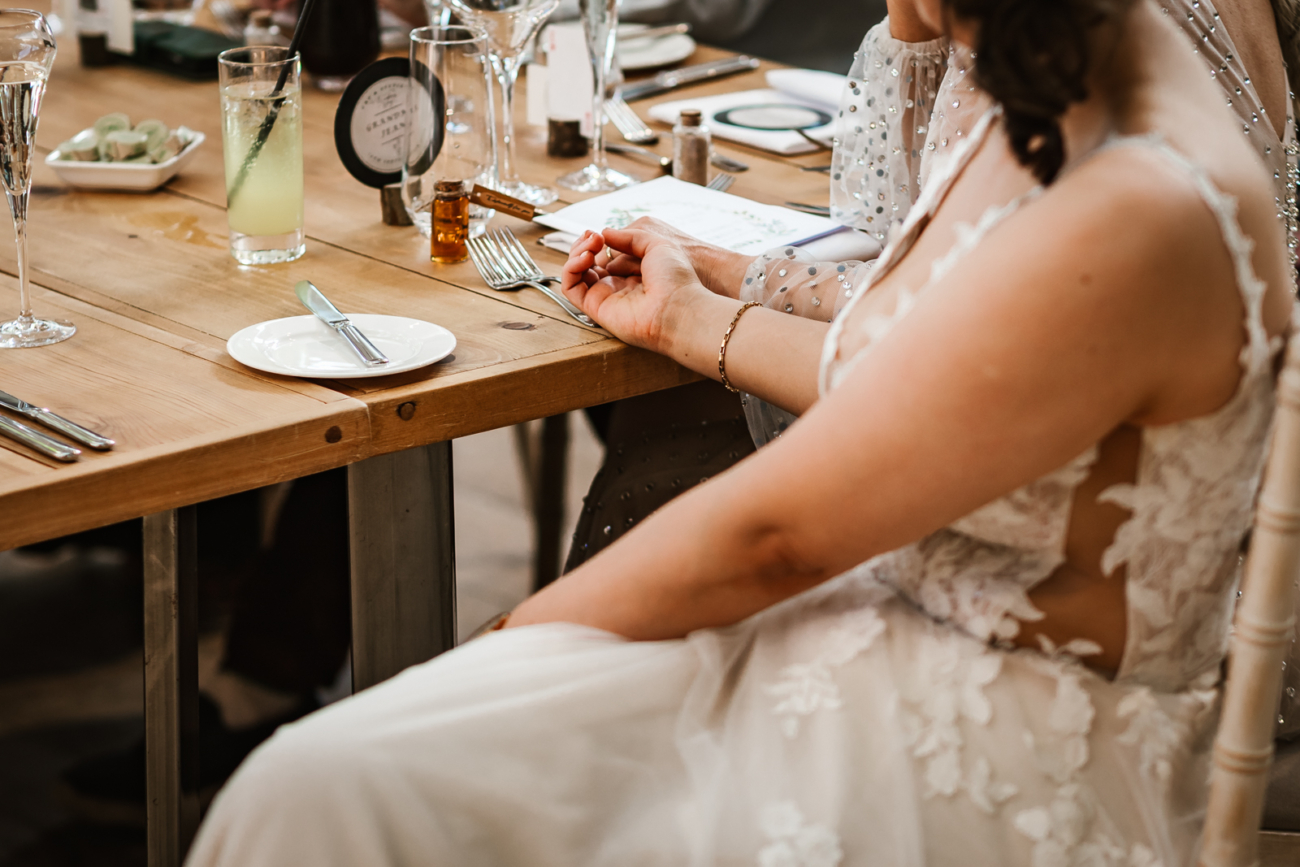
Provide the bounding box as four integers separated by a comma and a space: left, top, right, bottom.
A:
226, 0, 318, 204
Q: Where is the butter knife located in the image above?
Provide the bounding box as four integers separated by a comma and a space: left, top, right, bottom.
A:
620, 55, 761, 102
0, 413, 81, 462
294, 281, 389, 366
0, 389, 115, 450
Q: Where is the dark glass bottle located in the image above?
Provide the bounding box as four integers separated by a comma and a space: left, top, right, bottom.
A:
298, 0, 381, 91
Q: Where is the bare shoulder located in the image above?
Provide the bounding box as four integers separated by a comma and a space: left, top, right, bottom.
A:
950, 141, 1283, 423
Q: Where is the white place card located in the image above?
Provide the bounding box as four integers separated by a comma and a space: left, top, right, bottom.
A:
534, 176, 842, 255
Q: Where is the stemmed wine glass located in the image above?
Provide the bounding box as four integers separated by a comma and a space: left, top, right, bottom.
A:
449, 0, 559, 206
557, 0, 634, 192
0, 10, 69, 349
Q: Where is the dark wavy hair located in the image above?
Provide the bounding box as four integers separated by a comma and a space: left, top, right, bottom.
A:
942, 0, 1130, 184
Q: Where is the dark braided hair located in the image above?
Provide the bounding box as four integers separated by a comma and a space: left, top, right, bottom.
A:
943, 0, 1130, 184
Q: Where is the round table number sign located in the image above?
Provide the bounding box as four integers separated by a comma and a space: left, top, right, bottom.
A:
335, 57, 443, 188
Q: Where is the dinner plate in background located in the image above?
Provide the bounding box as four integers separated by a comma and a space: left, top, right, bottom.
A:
618, 24, 696, 71
227, 314, 456, 379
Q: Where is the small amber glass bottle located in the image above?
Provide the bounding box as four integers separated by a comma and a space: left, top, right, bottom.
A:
431, 179, 470, 264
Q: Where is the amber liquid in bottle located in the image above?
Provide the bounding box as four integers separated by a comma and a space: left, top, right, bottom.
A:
431, 180, 470, 264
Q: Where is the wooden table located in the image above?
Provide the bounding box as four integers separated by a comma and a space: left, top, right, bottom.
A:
0, 22, 833, 867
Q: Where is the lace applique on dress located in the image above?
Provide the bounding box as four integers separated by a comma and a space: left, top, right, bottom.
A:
1115, 685, 1218, 788
756, 802, 844, 867
764, 607, 887, 738
896, 631, 1018, 809
1013, 784, 1164, 867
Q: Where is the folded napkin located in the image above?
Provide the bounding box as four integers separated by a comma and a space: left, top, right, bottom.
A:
764, 68, 845, 110
646, 68, 847, 155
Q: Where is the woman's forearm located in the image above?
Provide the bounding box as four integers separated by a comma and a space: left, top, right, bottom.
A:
887, 0, 942, 41
507, 465, 830, 638
697, 246, 757, 298
662, 289, 830, 415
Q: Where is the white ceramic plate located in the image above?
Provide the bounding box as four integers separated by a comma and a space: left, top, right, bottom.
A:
45, 132, 206, 192
227, 314, 456, 379
619, 24, 696, 71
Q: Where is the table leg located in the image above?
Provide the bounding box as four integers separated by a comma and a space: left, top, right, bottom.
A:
142, 506, 200, 867
348, 442, 457, 692
533, 414, 569, 590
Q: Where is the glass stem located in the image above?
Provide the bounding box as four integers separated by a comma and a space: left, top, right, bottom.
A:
8, 190, 30, 324
496, 53, 522, 188
590, 50, 608, 171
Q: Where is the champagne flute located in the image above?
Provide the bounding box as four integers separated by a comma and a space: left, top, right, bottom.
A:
0, 10, 70, 349
556, 0, 634, 192
450, 0, 559, 206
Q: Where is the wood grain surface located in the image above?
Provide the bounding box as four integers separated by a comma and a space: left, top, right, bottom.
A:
1, 20, 835, 544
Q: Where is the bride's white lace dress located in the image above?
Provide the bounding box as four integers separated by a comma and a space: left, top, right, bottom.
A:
187, 91, 1283, 867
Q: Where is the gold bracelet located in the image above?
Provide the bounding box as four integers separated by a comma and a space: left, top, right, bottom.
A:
719, 301, 763, 393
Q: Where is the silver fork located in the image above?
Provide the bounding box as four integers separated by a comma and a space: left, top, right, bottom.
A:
706, 173, 735, 193
606, 97, 659, 145
467, 230, 597, 328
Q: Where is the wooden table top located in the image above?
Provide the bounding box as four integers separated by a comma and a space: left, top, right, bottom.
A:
0, 22, 832, 549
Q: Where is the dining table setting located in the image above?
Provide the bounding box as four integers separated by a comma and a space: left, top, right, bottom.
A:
0, 0, 868, 863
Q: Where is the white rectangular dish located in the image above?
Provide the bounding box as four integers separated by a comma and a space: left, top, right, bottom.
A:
44, 131, 205, 192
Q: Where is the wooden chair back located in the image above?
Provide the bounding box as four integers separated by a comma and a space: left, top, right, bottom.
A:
1199, 336, 1300, 867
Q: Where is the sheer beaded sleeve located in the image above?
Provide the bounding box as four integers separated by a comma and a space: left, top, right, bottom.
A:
830, 19, 948, 242
737, 248, 873, 446
738, 246, 872, 321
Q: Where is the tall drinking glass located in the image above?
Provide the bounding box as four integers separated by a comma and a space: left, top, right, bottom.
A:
557, 0, 633, 192
449, 0, 559, 206
219, 47, 306, 265
402, 25, 496, 239
0, 11, 71, 349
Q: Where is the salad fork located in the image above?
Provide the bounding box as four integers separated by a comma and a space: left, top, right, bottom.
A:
706, 173, 735, 192
467, 231, 597, 327
606, 97, 659, 145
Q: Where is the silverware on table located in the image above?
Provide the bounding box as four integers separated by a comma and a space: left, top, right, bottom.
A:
606, 97, 659, 145
710, 152, 749, 172
607, 143, 751, 175
795, 128, 834, 152
784, 201, 831, 216
620, 55, 761, 102
294, 280, 389, 366
467, 230, 597, 328
800, 163, 833, 173
606, 142, 671, 170
0, 413, 81, 462
706, 173, 736, 192
618, 23, 691, 43
0, 389, 114, 450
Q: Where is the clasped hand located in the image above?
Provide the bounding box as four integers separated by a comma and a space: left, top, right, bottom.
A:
560, 217, 713, 356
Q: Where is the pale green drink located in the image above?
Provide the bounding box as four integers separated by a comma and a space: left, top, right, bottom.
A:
218, 48, 305, 265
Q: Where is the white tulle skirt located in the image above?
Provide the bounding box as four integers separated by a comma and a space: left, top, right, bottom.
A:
186, 575, 1216, 867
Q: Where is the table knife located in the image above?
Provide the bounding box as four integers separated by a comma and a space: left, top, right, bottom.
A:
0, 413, 81, 462
294, 281, 389, 366
618, 23, 691, 43
0, 389, 115, 449
620, 55, 761, 102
